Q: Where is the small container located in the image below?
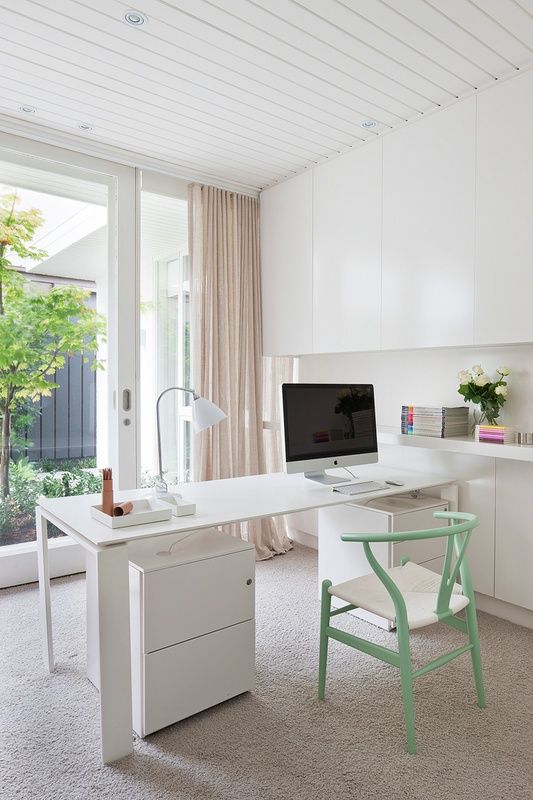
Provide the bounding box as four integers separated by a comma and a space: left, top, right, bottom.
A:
101, 467, 114, 516
91, 498, 172, 528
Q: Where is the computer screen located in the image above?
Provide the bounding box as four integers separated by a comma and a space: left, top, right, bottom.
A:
281, 383, 377, 465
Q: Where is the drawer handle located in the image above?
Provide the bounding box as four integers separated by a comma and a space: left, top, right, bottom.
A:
246, 578, 253, 586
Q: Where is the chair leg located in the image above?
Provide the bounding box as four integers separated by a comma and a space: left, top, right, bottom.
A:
464, 599, 486, 709
397, 618, 416, 754
318, 580, 332, 700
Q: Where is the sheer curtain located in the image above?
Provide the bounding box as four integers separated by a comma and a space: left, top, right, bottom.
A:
189, 183, 292, 559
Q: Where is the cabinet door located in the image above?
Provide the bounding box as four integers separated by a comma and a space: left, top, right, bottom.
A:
313, 141, 382, 353
495, 460, 533, 611
142, 549, 255, 653
260, 171, 313, 355
381, 99, 476, 349
475, 70, 533, 344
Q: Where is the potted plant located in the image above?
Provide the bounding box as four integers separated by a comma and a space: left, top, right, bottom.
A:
457, 365, 510, 432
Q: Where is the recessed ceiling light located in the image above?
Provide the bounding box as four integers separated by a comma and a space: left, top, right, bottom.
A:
123, 9, 148, 26
78, 122, 93, 132
361, 120, 377, 129
18, 104, 36, 114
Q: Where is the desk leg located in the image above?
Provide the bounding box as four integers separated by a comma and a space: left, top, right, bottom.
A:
440, 483, 459, 513
85, 551, 100, 689
36, 508, 54, 672
95, 543, 133, 764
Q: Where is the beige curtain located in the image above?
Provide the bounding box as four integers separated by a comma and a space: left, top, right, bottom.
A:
189, 183, 293, 560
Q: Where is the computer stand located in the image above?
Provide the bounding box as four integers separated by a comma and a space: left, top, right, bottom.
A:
304, 471, 351, 485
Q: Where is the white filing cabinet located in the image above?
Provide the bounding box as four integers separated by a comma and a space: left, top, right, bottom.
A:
318, 494, 449, 630
128, 528, 255, 737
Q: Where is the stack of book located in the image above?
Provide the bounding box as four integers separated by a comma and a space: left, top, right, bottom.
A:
476, 425, 516, 444
401, 405, 470, 438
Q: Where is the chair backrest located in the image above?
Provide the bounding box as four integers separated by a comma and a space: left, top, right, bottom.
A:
341, 512, 480, 624
433, 512, 477, 619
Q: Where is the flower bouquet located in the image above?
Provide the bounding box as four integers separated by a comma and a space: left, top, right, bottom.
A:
457, 365, 510, 432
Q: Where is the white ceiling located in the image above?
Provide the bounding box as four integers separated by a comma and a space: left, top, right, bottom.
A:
0, 158, 108, 203
32, 226, 107, 281
1, 0, 533, 193
141, 190, 188, 267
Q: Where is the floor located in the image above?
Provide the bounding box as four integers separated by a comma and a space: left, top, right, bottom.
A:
1, 544, 532, 800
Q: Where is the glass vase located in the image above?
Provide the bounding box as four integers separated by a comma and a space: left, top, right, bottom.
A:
472, 407, 500, 436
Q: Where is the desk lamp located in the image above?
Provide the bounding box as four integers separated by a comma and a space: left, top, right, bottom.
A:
155, 386, 226, 495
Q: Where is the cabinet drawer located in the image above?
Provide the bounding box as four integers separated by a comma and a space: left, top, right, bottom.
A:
141, 619, 255, 736
393, 537, 445, 566
142, 549, 255, 653
392, 503, 447, 566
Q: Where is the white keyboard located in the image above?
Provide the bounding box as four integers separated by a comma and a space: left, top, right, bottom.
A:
333, 480, 388, 496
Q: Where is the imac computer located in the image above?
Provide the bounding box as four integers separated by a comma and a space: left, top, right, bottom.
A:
281, 383, 378, 485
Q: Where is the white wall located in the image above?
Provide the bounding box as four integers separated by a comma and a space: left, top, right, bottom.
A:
298, 344, 533, 431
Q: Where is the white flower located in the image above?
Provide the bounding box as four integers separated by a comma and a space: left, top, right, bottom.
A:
497, 366, 510, 376
458, 369, 471, 385
472, 364, 483, 375
495, 385, 508, 397
475, 373, 490, 387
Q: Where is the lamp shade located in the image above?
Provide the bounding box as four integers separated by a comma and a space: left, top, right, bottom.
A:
191, 396, 227, 433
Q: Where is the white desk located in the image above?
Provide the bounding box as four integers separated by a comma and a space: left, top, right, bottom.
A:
36, 467, 457, 764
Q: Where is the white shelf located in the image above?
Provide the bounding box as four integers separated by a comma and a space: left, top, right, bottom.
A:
378, 426, 533, 462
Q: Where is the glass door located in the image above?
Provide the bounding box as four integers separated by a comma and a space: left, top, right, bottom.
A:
139, 175, 190, 487
0, 133, 136, 587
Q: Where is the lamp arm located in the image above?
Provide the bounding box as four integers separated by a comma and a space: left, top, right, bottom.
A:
156, 386, 198, 481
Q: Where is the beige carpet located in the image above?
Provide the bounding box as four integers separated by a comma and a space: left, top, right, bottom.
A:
1, 544, 532, 800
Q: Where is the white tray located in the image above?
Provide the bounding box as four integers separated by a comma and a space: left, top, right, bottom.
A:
90, 498, 172, 528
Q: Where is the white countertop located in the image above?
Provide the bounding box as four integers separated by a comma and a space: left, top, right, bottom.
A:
378, 426, 533, 462
37, 467, 455, 547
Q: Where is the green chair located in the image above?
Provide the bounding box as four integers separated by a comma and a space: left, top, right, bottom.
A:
318, 511, 485, 754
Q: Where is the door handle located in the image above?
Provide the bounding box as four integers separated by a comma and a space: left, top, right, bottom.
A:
122, 389, 132, 412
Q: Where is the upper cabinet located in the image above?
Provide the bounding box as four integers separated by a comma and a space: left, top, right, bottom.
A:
381, 99, 476, 350
261, 171, 313, 356
475, 70, 533, 345
313, 141, 382, 354
260, 75, 533, 357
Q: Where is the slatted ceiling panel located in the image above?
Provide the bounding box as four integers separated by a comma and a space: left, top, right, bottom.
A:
0, 1, 533, 192
54, 0, 376, 143
0, 74, 296, 180
134, 0, 420, 123
180, 0, 439, 111
0, 60, 328, 169
0, 96, 276, 188
426, 0, 533, 66
465, 0, 533, 58
254, 0, 471, 98
0, 5, 348, 151
339, 0, 505, 82
0, 67, 301, 173
89, 1, 395, 134
375, 0, 513, 78
0, 2, 358, 155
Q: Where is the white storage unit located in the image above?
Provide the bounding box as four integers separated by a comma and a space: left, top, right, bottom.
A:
260, 170, 313, 356
475, 69, 533, 345
494, 460, 533, 612
128, 528, 255, 737
381, 99, 476, 350
312, 140, 382, 354
318, 494, 449, 630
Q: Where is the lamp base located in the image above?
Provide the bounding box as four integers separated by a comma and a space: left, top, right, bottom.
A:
158, 492, 196, 516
